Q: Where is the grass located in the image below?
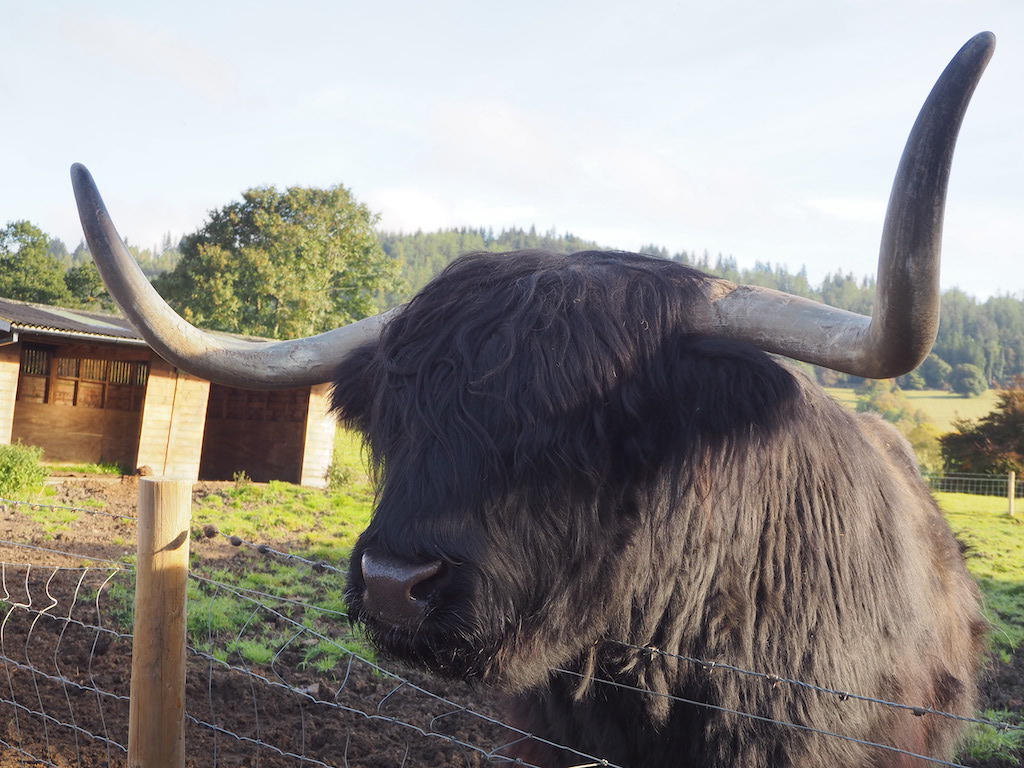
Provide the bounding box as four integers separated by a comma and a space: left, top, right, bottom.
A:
826, 387, 999, 433
180, 429, 378, 669
937, 492, 1024, 659
903, 389, 1000, 433
24, 503, 79, 536
44, 462, 124, 475
93, 429, 381, 676
962, 709, 1024, 765
936, 491, 1024, 766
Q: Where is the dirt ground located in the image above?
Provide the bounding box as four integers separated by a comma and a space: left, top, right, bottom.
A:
0, 476, 1020, 768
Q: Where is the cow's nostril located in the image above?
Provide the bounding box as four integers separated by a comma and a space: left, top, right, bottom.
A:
360, 551, 446, 625
409, 562, 447, 601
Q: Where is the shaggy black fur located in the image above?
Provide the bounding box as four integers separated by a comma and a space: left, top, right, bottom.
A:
332, 250, 985, 768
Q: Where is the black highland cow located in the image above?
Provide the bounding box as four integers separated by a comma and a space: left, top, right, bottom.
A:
332, 249, 987, 768
72, 33, 994, 768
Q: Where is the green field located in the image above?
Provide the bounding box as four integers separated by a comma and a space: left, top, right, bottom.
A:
937, 491, 1024, 763
938, 492, 1024, 656
826, 387, 999, 433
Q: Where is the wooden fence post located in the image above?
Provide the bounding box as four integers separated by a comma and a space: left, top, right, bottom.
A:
128, 477, 192, 768
1010, 471, 1017, 517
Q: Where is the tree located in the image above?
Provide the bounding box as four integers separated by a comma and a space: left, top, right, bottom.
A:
47, 238, 71, 267
0, 221, 72, 305
897, 369, 926, 390
919, 353, 952, 390
941, 382, 1024, 473
73, 236, 183, 279
70, 239, 92, 267
64, 261, 114, 311
154, 184, 401, 339
949, 363, 987, 397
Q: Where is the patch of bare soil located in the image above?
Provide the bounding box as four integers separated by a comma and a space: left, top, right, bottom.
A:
0, 477, 1019, 767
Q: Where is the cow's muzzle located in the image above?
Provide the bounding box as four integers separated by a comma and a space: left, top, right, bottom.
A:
360, 550, 447, 628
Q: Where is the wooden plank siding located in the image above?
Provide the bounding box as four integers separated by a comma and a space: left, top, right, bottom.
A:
198, 385, 308, 483
136, 360, 210, 479
8, 342, 147, 467
300, 383, 337, 489
0, 345, 22, 445
11, 401, 141, 465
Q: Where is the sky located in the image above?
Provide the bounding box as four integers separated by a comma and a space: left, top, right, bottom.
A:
3, 1, 1023, 300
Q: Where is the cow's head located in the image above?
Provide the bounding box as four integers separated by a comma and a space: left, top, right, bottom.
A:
71, 34, 994, 689
330, 249, 805, 687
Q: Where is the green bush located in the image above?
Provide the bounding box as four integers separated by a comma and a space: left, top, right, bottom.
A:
0, 443, 48, 497
325, 462, 353, 491
958, 710, 1024, 765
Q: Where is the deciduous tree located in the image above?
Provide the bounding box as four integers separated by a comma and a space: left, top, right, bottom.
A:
0, 221, 72, 305
64, 261, 114, 311
919, 353, 952, 390
941, 382, 1024, 473
154, 185, 400, 339
950, 363, 987, 397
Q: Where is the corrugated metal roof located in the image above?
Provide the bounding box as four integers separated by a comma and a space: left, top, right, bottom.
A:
0, 296, 275, 346
0, 297, 141, 342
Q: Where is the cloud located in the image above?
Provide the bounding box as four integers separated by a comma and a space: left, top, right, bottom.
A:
805, 197, 887, 224
366, 185, 539, 233
427, 99, 571, 190
59, 14, 241, 105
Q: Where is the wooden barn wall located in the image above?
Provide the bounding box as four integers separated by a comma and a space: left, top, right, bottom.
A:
0, 336, 332, 485
300, 383, 336, 489
8, 341, 149, 467
199, 385, 308, 483
0, 344, 23, 445
0, 348, 19, 448
136, 359, 211, 479
12, 402, 141, 465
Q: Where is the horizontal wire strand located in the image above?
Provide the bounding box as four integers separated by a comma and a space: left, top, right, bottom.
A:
555, 666, 974, 768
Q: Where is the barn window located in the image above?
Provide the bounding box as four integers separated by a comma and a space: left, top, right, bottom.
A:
16, 346, 149, 412
17, 347, 52, 403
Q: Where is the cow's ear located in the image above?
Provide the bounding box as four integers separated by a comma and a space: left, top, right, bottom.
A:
670, 337, 801, 437
330, 341, 378, 433
615, 335, 801, 474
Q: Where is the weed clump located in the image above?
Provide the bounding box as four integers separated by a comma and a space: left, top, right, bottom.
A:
325, 462, 353, 490
0, 443, 48, 497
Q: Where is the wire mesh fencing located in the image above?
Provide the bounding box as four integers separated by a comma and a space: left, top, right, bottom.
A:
0, 563, 131, 766
922, 472, 1020, 497
0, 484, 1019, 768
0, 493, 614, 768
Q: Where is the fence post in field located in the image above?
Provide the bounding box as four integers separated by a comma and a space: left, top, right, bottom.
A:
1010, 471, 1017, 517
128, 477, 192, 768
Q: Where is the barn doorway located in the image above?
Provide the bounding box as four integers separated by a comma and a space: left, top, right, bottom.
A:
11, 343, 148, 468
198, 384, 310, 483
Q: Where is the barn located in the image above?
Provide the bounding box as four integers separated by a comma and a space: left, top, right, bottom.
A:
0, 297, 336, 486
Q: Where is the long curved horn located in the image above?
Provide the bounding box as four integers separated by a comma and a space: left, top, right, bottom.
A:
73, 33, 993, 388
71, 163, 395, 389
708, 31, 995, 378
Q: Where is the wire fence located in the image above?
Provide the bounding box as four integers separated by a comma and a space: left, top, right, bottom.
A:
0, 481, 1019, 768
922, 471, 1022, 501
